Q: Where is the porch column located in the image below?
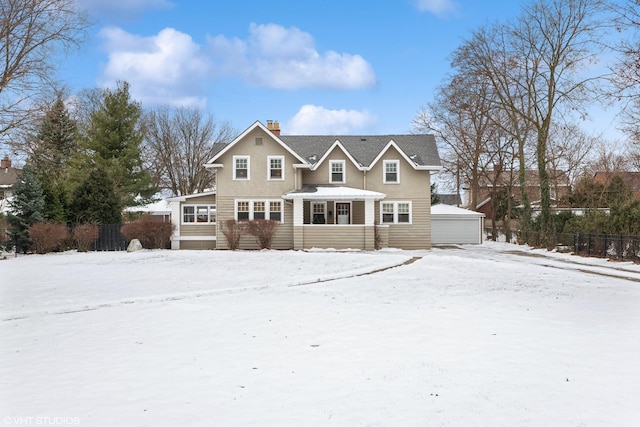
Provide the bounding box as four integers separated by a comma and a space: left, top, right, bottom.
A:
293, 198, 303, 250
364, 198, 376, 250
364, 198, 375, 225
170, 201, 181, 249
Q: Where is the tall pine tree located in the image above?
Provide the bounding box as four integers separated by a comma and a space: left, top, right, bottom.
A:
29, 94, 79, 223
7, 165, 46, 253
82, 81, 155, 211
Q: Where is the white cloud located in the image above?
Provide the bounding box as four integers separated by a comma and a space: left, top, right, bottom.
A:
416, 0, 457, 17
208, 23, 377, 90
98, 27, 210, 108
96, 23, 375, 108
286, 105, 377, 134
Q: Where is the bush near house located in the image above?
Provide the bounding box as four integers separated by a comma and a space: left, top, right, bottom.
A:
28, 222, 69, 254
221, 219, 246, 250
120, 216, 175, 249
73, 223, 99, 252
248, 219, 279, 249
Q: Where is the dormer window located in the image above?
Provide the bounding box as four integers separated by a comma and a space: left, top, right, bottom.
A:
384, 160, 400, 183
330, 160, 345, 183
234, 155, 250, 180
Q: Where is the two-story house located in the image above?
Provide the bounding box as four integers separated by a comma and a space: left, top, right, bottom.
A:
169, 120, 441, 250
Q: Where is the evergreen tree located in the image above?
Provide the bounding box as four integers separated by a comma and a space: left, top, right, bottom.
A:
70, 166, 122, 224
7, 165, 46, 253
29, 94, 79, 222
430, 183, 440, 205
83, 81, 155, 210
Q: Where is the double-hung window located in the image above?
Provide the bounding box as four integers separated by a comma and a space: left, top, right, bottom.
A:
269, 201, 282, 222
253, 201, 266, 219
237, 201, 250, 220
380, 201, 412, 224
234, 155, 250, 180
330, 160, 345, 183
182, 205, 216, 224
384, 160, 400, 183
268, 156, 284, 180
235, 199, 283, 222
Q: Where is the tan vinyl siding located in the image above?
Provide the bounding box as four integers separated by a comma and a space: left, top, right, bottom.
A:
376, 197, 431, 249
302, 226, 368, 250
181, 194, 216, 204
215, 194, 293, 250
180, 240, 216, 250
181, 224, 216, 237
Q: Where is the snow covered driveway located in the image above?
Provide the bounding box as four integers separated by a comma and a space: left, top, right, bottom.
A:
1, 243, 639, 426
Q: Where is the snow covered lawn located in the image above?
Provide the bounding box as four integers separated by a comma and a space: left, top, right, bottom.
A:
1, 243, 639, 426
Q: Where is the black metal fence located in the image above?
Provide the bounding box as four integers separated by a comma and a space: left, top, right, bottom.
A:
520, 231, 640, 263
92, 224, 127, 251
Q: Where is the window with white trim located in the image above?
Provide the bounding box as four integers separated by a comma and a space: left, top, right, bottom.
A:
234, 155, 250, 180
268, 156, 284, 180
380, 201, 412, 224
235, 199, 283, 222
384, 160, 400, 183
182, 205, 216, 224
237, 201, 250, 220
312, 202, 326, 224
330, 160, 345, 183
253, 201, 265, 219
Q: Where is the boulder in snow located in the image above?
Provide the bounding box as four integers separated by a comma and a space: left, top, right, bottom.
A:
127, 239, 143, 252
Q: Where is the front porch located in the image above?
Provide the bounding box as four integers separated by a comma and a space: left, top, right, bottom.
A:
283, 185, 387, 250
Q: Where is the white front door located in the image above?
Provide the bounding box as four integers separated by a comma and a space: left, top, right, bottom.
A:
336, 202, 350, 224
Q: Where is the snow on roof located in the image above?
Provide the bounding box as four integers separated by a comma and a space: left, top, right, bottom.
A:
431, 203, 485, 217
283, 185, 386, 201
124, 199, 171, 214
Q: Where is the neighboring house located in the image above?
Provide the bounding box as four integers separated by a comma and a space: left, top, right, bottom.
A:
437, 193, 463, 206
170, 120, 441, 250
124, 196, 173, 222
0, 155, 21, 214
475, 169, 571, 221
593, 171, 640, 199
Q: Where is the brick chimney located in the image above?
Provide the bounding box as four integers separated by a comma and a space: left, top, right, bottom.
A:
1, 155, 10, 169
266, 120, 281, 136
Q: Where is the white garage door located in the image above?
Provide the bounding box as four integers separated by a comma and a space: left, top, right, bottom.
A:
431, 218, 481, 245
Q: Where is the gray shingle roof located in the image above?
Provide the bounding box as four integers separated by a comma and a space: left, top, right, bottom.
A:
279, 134, 440, 168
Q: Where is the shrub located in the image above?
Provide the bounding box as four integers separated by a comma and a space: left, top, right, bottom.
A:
221, 219, 246, 250
73, 223, 99, 252
28, 221, 69, 254
248, 219, 279, 249
121, 215, 175, 249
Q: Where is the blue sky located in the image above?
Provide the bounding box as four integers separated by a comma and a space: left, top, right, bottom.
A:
59, 0, 620, 137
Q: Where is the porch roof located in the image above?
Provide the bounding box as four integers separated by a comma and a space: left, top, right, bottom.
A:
283, 185, 386, 201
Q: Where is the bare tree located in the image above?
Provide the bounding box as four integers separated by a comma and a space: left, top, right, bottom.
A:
609, 0, 640, 143
413, 73, 501, 211
546, 122, 599, 190
451, 22, 537, 230
143, 106, 236, 196
511, 0, 608, 236
453, 0, 608, 238
0, 0, 90, 144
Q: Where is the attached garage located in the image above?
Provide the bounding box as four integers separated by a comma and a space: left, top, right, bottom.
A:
431, 204, 485, 245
